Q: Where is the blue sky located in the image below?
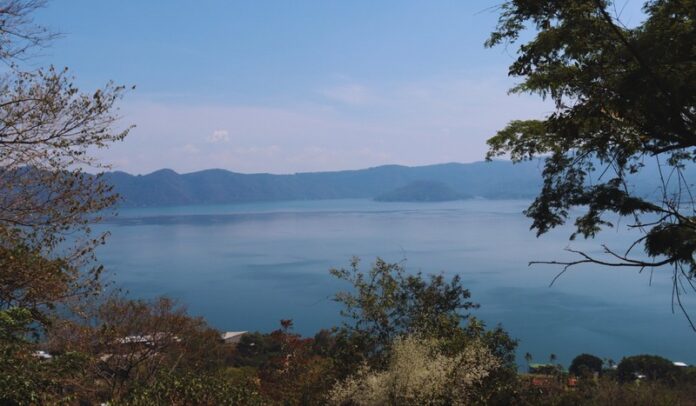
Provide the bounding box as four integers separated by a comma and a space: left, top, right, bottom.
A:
34, 1, 643, 174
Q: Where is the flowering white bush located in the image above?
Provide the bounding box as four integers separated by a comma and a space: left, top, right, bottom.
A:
328, 335, 500, 405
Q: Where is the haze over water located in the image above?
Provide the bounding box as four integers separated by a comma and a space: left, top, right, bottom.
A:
96, 199, 695, 368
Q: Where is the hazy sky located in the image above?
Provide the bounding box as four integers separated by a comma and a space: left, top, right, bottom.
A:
34, 1, 644, 175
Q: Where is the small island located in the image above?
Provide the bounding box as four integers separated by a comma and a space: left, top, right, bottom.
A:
374, 180, 466, 202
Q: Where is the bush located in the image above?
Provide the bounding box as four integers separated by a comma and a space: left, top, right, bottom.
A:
119, 371, 264, 406
328, 335, 501, 405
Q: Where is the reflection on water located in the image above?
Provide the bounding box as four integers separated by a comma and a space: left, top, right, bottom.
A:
95, 199, 696, 367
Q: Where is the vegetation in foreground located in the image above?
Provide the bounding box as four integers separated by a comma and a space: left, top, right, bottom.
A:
4, 256, 696, 405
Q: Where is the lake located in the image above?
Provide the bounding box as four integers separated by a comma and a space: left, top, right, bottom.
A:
95, 199, 696, 368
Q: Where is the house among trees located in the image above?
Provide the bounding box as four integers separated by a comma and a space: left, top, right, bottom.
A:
221, 331, 247, 345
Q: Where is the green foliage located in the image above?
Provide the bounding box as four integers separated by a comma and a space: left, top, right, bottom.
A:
570, 353, 604, 377
0, 307, 90, 404
0, 342, 88, 405
529, 363, 563, 375
516, 378, 696, 406
0, 308, 34, 343
0, 235, 81, 332
119, 371, 264, 406
462, 318, 518, 369
485, 0, 696, 316
585, 379, 696, 406
617, 354, 682, 383
329, 257, 520, 404
330, 257, 478, 360
232, 331, 282, 368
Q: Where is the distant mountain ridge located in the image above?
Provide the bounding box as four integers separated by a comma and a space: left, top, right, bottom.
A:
105, 159, 695, 207
105, 161, 544, 207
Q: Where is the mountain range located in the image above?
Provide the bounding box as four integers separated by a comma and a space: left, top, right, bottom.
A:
105, 160, 545, 207
105, 158, 692, 207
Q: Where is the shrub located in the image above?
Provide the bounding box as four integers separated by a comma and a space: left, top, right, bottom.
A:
328, 335, 501, 405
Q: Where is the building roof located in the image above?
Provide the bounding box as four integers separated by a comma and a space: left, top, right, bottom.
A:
221, 331, 247, 341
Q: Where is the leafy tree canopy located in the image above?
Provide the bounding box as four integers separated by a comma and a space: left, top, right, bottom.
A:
329, 257, 520, 404
570, 353, 604, 376
617, 354, 682, 383
330, 257, 478, 360
486, 0, 696, 325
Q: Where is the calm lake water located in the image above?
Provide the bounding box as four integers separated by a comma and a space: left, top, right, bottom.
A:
95, 199, 696, 368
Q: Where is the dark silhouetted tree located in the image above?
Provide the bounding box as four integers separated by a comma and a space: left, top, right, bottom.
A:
617, 354, 682, 383
570, 353, 604, 377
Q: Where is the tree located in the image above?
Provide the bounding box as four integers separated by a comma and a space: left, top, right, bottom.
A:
0, 307, 88, 404
460, 317, 520, 404
570, 353, 604, 377
330, 257, 478, 363
0, 2, 132, 402
329, 257, 520, 404
44, 296, 236, 403
232, 331, 283, 369
617, 354, 682, 383
486, 0, 696, 326
524, 352, 533, 369
0, 296, 240, 404
0, 0, 132, 329
256, 320, 335, 405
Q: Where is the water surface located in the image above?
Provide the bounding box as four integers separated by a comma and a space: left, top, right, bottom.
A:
96, 199, 696, 367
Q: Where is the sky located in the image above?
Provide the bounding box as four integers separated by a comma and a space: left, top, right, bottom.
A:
33, 1, 644, 175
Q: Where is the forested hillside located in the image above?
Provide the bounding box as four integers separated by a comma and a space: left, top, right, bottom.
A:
106, 160, 543, 206
107, 158, 693, 207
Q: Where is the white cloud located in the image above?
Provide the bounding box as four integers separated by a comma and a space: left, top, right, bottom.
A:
208, 129, 230, 143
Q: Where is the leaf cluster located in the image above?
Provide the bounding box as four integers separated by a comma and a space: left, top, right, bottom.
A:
330, 257, 478, 362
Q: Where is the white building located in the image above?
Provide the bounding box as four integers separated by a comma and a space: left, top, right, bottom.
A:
221, 331, 247, 345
